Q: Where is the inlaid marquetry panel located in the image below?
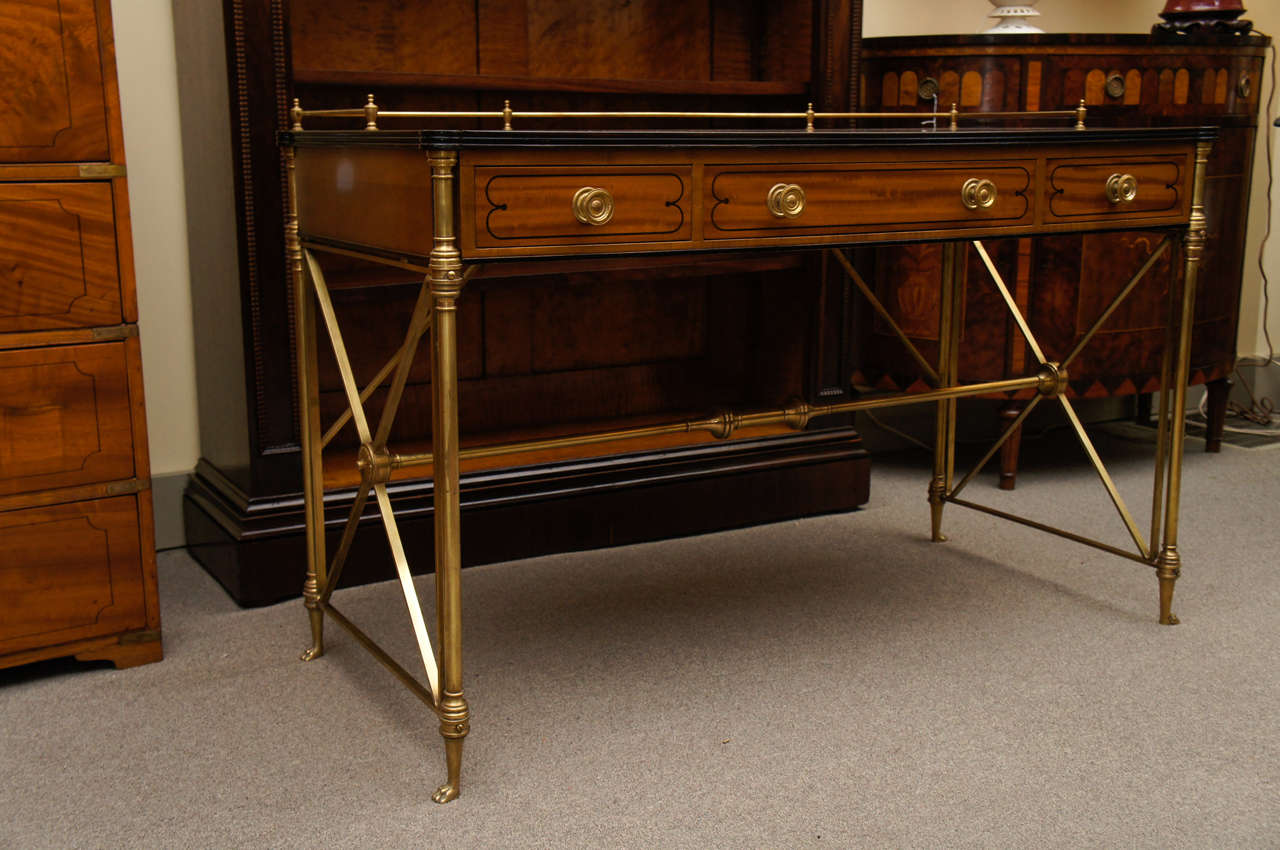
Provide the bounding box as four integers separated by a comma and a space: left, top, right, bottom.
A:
0, 496, 145, 655
0, 0, 109, 162
0, 182, 123, 332
0, 342, 134, 496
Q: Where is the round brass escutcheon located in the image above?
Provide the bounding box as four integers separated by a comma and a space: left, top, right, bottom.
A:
1238, 73, 1252, 99
918, 77, 940, 101
767, 183, 806, 218
1106, 173, 1138, 205
572, 186, 615, 225
960, 177, 997, 211
1105, 73, 1126, 99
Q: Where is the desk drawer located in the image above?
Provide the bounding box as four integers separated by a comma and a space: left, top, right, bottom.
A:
473, 166, 692, 248
0, 182, 124, 332
0, 342, 135, 497
703, 162, 1033, 238
1046, 156, 1189, 222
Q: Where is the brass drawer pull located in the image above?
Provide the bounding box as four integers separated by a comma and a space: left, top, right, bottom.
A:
1105, 73, 1126, 99
572, 186, 615, 225
767, 183, 806, 218
1106, 173, 1138, 205
961, 177, 997, 210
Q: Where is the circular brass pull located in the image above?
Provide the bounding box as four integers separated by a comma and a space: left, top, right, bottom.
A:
572, 186, 614, 225
961, 178, 997, 210
1105, 73, 1126, 99
767, 183, 806, 218
1106, 173, 1138, 205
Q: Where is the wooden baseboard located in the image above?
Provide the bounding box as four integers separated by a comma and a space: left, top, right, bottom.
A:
183, 429, 871, 606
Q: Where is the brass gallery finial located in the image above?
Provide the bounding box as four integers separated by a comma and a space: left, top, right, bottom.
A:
1076, 99, 1087, 130
291, 97, 303, 131
805, 102, 815, 132
949, 102, 959, 130
503, 100, 513, 130
364, 94, 379, 131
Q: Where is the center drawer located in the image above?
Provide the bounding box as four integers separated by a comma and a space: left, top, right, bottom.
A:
703, 161, 1033, 238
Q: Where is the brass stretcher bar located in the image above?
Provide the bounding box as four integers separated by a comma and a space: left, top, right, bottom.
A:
283, 100, 1213, 804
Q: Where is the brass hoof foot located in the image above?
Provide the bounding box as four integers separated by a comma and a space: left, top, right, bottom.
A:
1160, 613, 1180, 626
300, 645, 323, 661
932, 532, 948, 543
431, 782, 460, 804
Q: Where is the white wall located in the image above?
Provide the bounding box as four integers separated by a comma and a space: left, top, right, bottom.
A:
110, 0, 200, 481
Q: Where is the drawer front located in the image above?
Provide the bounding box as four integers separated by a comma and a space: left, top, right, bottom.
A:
0, 342, 135, 496
0, 182, 124, 331
0, 0, 111, 163
704, 162, 1032, 238
473, 166, 692, 248
0, 495, 145, 654
1047, 156, 1189, 222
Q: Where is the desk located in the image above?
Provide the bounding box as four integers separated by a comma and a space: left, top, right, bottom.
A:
284, 107, 1212, 803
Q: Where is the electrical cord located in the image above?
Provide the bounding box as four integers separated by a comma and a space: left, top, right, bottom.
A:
1224, 37, 1278, 426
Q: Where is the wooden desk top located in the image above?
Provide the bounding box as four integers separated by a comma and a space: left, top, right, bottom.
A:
289, 126, 1214, 264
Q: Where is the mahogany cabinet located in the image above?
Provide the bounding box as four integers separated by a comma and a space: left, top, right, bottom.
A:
856, 33, 1268, 487
185, 0, 870, 605
0, 0, 162, 669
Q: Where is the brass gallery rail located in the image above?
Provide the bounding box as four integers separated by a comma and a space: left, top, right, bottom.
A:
282, 100, 1212, 804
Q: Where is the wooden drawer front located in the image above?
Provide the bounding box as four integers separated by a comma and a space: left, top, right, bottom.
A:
473, 167, 691, 248
1047, 156, 1188, 222
704, 162, 1032, 238
0, 496, 145, 655
0, 342, 134, 496
0, 0, 111, 163
0, 182, 123, 331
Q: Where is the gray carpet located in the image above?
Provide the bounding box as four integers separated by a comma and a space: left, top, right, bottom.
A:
3, 434, 1278, 848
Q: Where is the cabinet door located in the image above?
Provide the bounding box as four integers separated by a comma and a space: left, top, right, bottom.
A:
0, 0, 110, 163
0, 496, 146, 655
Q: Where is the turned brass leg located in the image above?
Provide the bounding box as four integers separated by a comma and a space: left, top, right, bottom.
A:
1156, 550, 1181, 626
287, 146, 326, 661
429, 149, 470, 802
433, 693, 469, 803
1154, 140, 1210, 624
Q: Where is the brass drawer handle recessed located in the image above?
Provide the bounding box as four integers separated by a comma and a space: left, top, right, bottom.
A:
961, 177, 997, 210
767, 183, 806, 218
1106, 173, 1138, 205
572, 186, 615, 225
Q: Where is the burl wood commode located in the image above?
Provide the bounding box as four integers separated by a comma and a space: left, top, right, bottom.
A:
284, 100, 1212, 802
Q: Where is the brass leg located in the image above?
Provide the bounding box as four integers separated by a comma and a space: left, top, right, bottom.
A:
428, 149, 469, 803
930, 241, 964, 541
286, 147, 327, 661
1155, 140, 1211, 625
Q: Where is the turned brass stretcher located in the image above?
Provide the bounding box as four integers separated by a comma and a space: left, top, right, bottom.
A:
282, 99, 1213, 802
